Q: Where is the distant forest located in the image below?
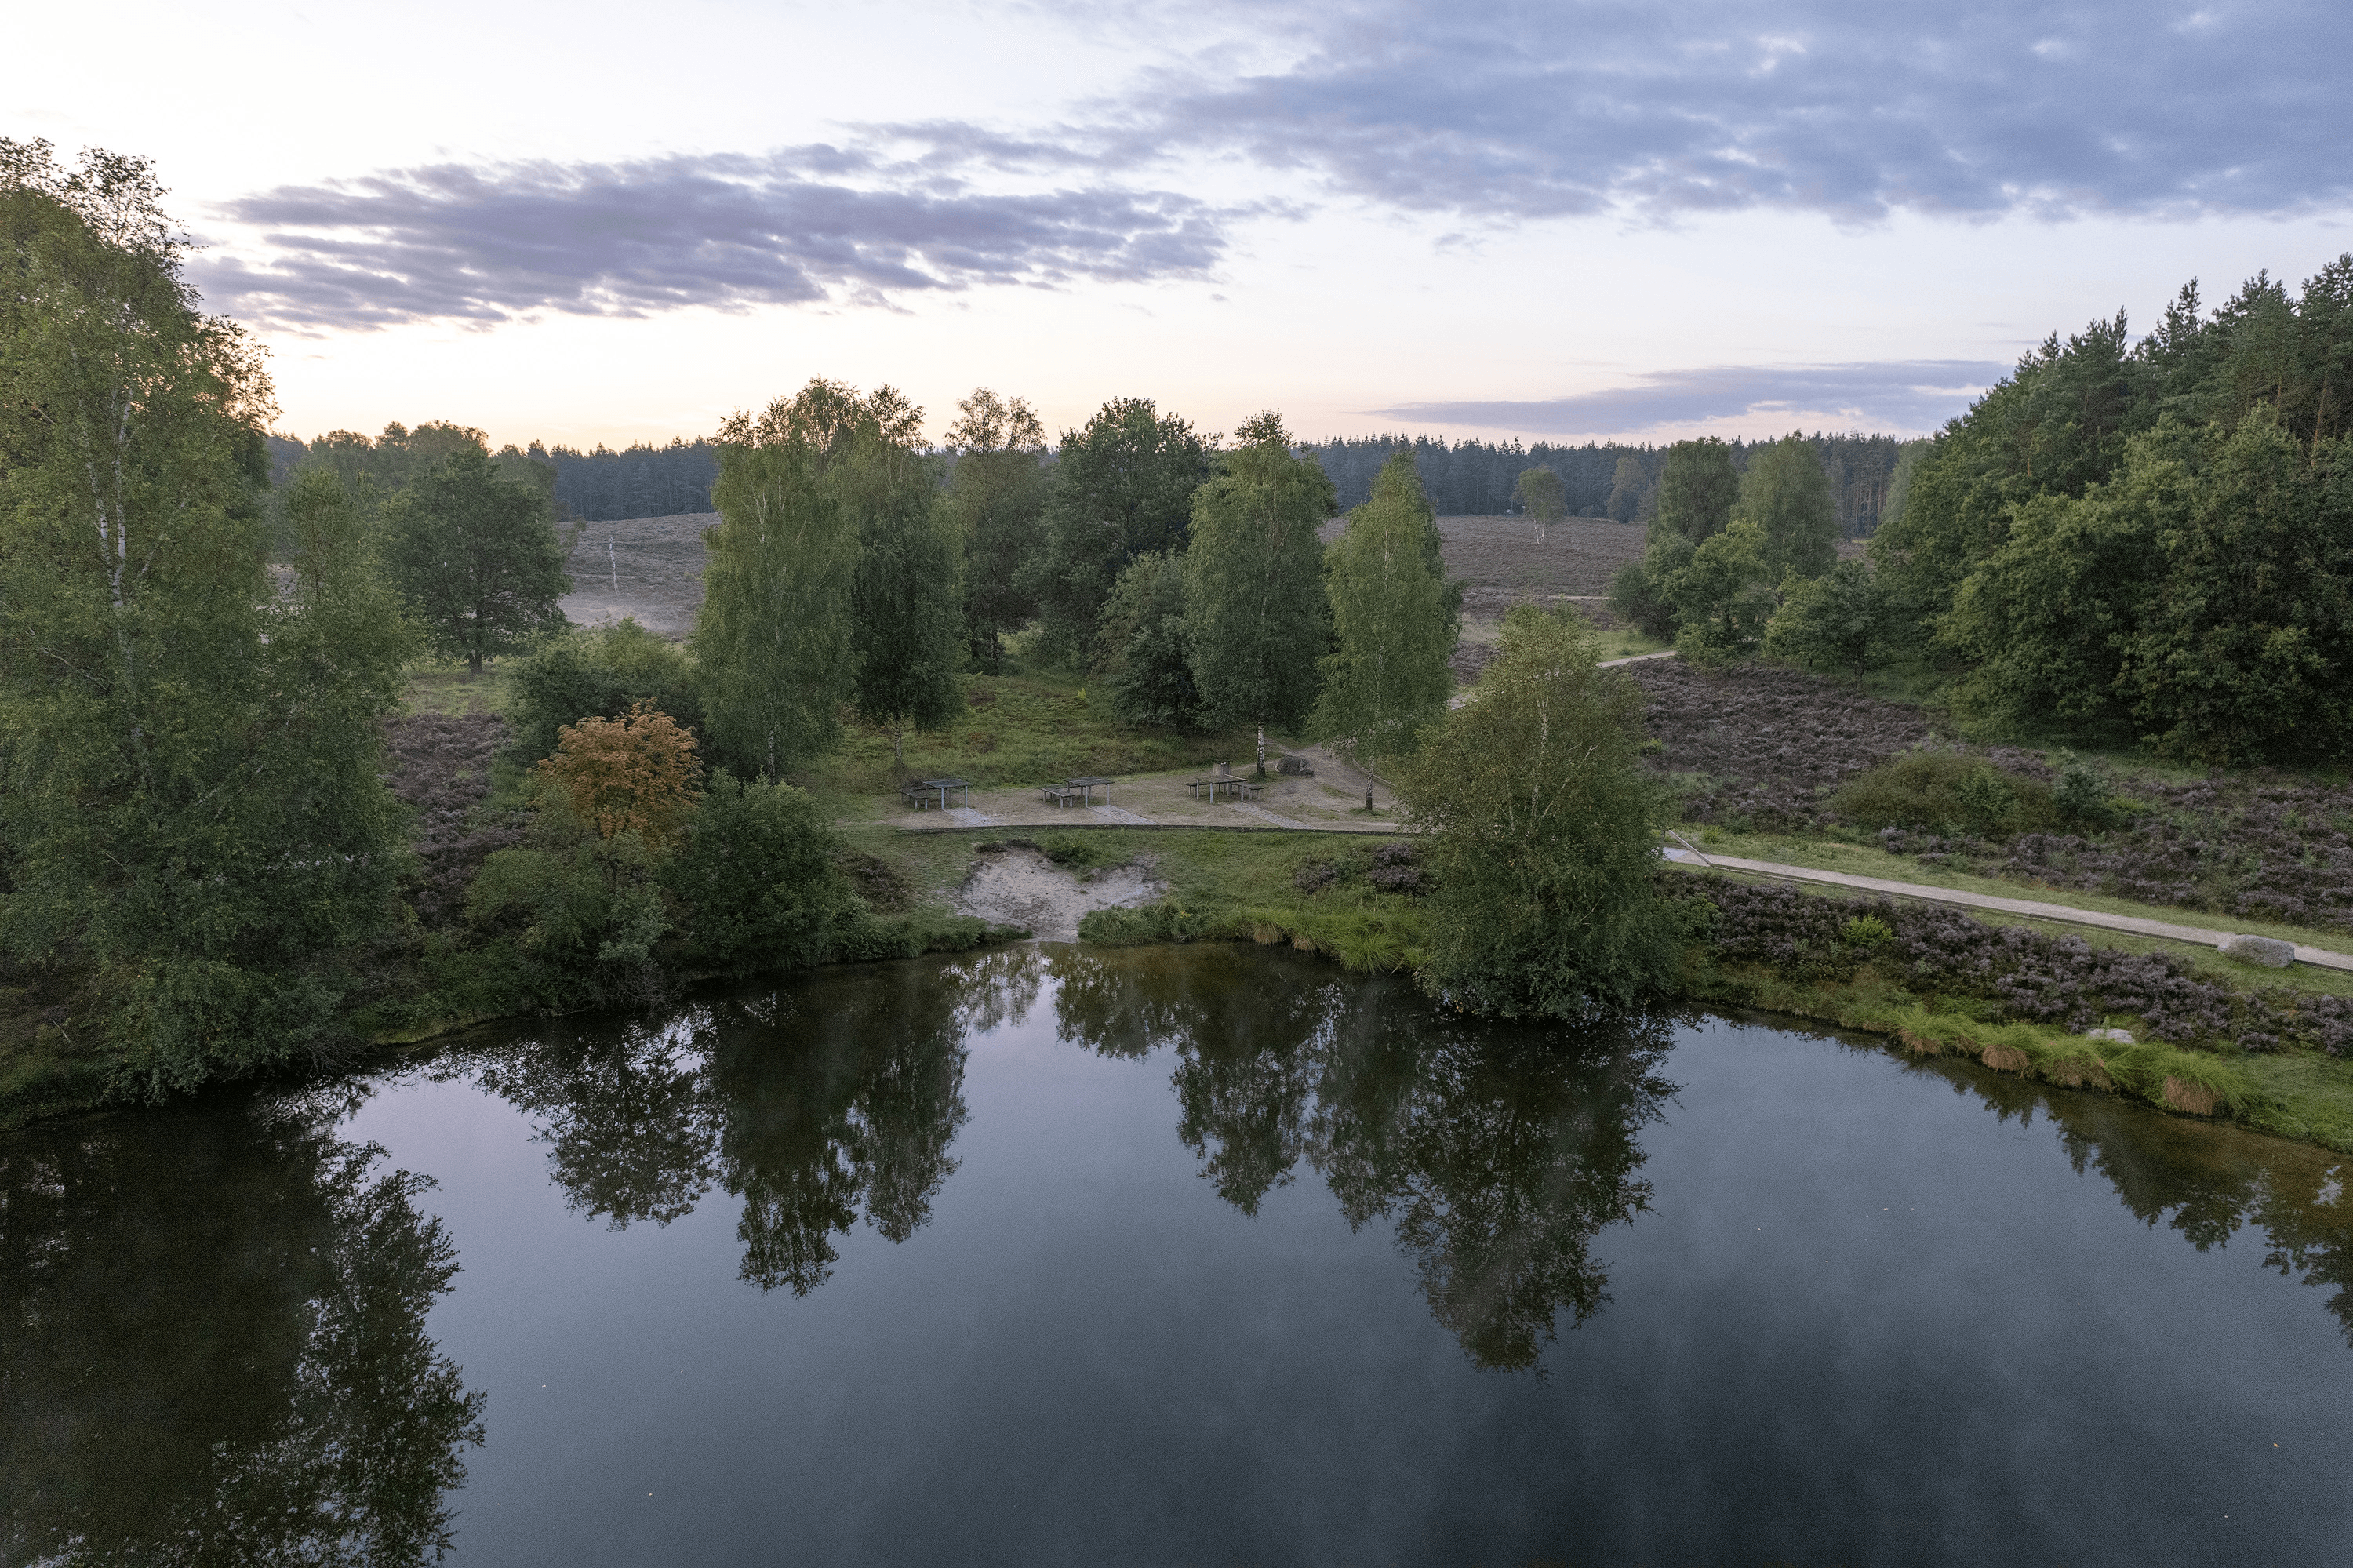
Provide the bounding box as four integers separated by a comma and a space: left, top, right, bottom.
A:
1302, 432, 1908, 535
275, 424, 1911, 535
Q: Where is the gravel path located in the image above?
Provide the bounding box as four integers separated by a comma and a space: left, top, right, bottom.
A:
1664, 847, 2353, 971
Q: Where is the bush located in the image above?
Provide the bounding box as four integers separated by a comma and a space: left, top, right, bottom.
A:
664, 773, 855, 974
1831, 751, 2057, 836
464, 809, 671, 1010
506, 620, 703, 763
1609, 558, 1676, 640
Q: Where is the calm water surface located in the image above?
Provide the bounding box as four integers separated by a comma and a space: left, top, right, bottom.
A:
6, 944, 2351, 1565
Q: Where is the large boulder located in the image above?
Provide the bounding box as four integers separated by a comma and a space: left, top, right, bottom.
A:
2218, 933, 2297, 969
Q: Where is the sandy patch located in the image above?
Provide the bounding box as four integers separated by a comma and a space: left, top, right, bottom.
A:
954, 846, 1166, 941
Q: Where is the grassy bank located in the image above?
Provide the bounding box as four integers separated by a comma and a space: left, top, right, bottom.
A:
1689, 955, 2353, 1153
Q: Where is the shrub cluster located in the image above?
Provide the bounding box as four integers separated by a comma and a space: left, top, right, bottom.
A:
1683, 874, 2353, 1056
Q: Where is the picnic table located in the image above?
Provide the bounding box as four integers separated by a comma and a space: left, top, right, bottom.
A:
900, 777, 972, 810
1065, 776, 1113, 806
1188, 774, 1258, 802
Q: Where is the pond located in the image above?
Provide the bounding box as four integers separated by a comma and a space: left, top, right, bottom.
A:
5, 944, 2351, 1565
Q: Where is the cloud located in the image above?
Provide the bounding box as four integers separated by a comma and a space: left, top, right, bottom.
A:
196, 151, 1229, 330
197, 2, 2351, 331
1369, 361, 2012, 435
922, 0, 2353, 223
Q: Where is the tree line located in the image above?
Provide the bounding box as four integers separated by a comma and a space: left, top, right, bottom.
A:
1303, 430, 1909, 534
1854, 259, 2353, 765
272, 421, 1914, 534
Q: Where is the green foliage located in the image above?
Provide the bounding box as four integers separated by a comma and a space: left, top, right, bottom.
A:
1650, 438, 1740, 547
1608, 557, 1677, 641
1830, 752, 2057, 836
507, 619, 702, 763
0, 142, 412, 1094
943, 387, 1049, 668
846, 428, 966, 764
1311, 450, 1458, 766
384, 448, 570, 676
1880, 438, 1931, 537
664, 773, 856, 973
1666, 518, 1773, 658
1022, 398, 1210, 660
1606, 452, 1651, 520
1735, 432, 1838, 583
463, 797, 671, 1009
1096, 551, 1202, 729
1184, 415, 1333, 748
693, 383, 869, 780
1841, 914, 1895, 951
1514, 465, 1567, 531
1401, 606, 1686, 1018
2053, 750, 2117, 828
1766, 559, 1897, 678
1942, 410, 2353, 761
1873, 261, 2353, 759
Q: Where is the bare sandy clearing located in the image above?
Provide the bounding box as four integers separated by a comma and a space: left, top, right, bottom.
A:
954, 845, 1166, 941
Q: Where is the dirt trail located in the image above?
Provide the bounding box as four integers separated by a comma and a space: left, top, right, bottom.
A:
954, 846, 1166, 941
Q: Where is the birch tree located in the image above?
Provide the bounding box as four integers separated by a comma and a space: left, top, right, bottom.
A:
1308, 450, 1457, 807
1398, 606, 1683, 1020
1186, 412, 1332, 770
691, 380, 906, 780
1, 141, 411, 1087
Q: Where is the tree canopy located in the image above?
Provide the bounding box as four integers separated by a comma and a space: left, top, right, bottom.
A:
693, 384, 864, 780
1874, 256, 2353, 761
944, 387, 1049, 669
1401, 606, 1685, 1020
1023, 398, 1209, 659
1311, 450, 1457, 781
1, 140, 413, 1090
1736, 433, 1838, 584
1184, 413, 1334, 762
384, 448, 571, 675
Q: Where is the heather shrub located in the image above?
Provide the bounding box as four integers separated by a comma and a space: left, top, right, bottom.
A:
1832, 751, 2057, 835
1686, 873, 2353, 1056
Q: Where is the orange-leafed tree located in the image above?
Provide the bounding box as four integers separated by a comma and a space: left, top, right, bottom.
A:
536, 700, 702, 845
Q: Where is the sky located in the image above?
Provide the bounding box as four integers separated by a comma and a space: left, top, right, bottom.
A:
16, 0, 2353, 450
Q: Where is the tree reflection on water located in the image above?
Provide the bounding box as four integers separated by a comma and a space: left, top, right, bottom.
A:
460, 944, 2353, 1367
1051, 944, 1678, 1369
0, 1087, 486, 1566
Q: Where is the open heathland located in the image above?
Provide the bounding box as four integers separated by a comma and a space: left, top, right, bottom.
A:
557, 511, 715, 637
1627, 658, 1936, 828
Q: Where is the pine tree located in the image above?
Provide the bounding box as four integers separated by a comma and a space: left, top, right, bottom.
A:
1186, 413, 1333, 770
